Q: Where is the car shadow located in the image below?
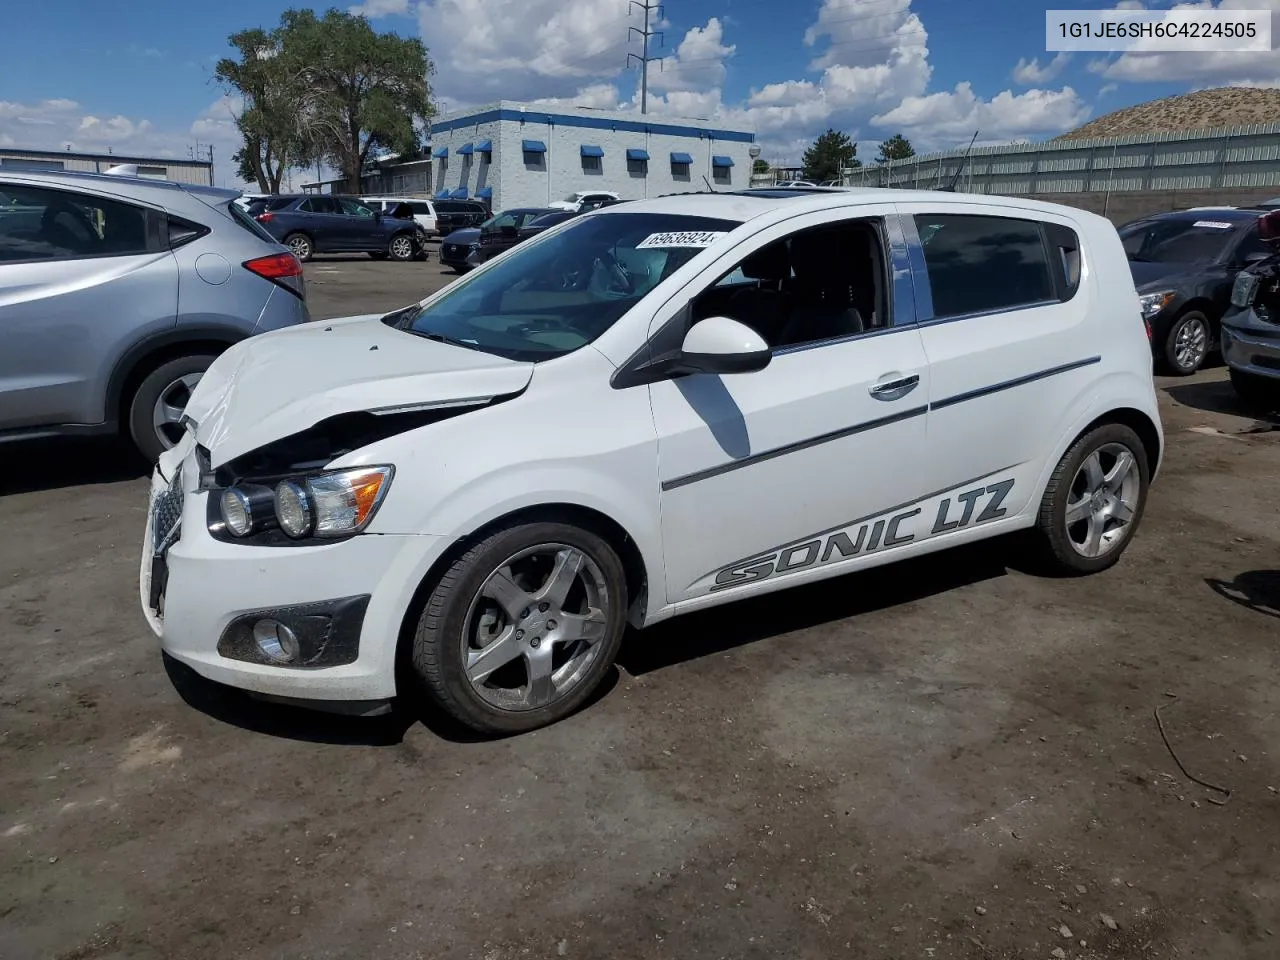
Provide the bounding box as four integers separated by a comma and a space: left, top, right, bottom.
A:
618, 540, 1011, 676
161, 651, 621, 746
0, 437, 150, 496
1205, 570, 1280, 619
1163, 378, 1280, 423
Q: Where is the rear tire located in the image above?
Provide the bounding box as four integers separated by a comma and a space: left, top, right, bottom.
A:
127, 354, 217, 464
1027, 423, 1150, 576
1229, 367, 1280, 413
283, 233, 313, 262
410, 521, 628, 735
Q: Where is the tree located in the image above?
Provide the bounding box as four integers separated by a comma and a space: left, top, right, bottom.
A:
752, 158, 770, 175
802, 129, 859, 182
216, 28, 311, 192
876, 133, 915, 164
279, 8, 434, 191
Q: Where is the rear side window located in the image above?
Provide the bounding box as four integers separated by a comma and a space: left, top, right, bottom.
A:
410, 201, 431, 215
227, 201, 278, 244
435, 201, 458, 213
915, 214, 1055, 319
0, 183, 150, 263
265, 197, 296, 211
302, 197, 339, 214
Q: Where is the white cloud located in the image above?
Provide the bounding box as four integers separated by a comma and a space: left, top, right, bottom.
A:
1099, 0, 1280, 86
872, 82, 1091, 147
1099, 82, 1119, 94
349, 0, 411, 16
1013, 53, 1071, 85
648, 17, 735, 94
530, 83, 621, 110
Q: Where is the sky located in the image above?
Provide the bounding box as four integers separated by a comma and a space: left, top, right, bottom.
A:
0, 0, 1277, 187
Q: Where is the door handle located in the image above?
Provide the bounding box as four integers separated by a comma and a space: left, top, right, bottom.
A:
869, 374, 920, 401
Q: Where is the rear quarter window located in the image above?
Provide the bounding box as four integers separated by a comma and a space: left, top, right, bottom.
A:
914, 213, 1060, 319
227, 202, 279, 244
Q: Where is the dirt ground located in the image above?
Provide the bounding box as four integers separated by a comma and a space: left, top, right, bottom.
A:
2, 258, 1279, 960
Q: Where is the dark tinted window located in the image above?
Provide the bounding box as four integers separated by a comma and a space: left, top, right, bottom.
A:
435, 201, 459, 213
227, 201, 278, 244
265, 197, 296, 211
1119, 216, 1237, 263
0, 183, 149, 262
409, 201, 432, 215
915, 214, 1053, 318
302, 197, 339, 214
1233, 224, 1269, 263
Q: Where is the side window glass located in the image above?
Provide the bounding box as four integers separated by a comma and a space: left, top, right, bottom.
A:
0, 184, 148, 262
690, 217, 888, 351
410, 202, 431, 215
914, 213, 1054, 319
340, 198, 375, 218
1234, 225, 1268, 264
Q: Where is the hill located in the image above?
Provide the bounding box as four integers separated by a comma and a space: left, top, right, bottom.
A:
1054, 86, 1280, 141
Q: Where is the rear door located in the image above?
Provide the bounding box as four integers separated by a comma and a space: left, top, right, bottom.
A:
299, 196, 344, 251
897, 202, 1092, 533
0, 180, 178, 430
338, 197, 383, 250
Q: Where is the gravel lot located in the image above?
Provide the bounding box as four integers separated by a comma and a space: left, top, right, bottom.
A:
3, 255, 1280, 960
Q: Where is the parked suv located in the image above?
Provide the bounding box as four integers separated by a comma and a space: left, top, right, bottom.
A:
142, 189, 1162, 736
253, 194, 426, 262
362, 196, 437, 237
0, 170, 308, 462
432, 198, 489, 236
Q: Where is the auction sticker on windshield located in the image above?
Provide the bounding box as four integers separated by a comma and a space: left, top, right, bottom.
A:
636, 231, 727, 249
1193, 220, 1235, 229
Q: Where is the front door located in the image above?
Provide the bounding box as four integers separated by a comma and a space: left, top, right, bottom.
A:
648, 207, 932, 603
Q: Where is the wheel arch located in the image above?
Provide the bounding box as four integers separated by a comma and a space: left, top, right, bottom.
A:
394, 502, 651, 677
1061, 406, 1163, 481
108, 327, 244, 427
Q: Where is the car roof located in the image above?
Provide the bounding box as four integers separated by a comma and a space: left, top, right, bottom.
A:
0, 168, 241, 204
1136, 207, 1265, 223
587, 187, 1112, 225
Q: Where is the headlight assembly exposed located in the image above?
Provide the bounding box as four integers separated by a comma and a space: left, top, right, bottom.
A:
1139, 290, 1175, 319
211, 466, 394, 542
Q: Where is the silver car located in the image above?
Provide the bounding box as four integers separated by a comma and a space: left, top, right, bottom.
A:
0, 170, 309, 462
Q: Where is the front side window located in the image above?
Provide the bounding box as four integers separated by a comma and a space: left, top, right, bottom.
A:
915, 213, 1054, 319
482, 212, 519, 230
339, 198, 376, 218
0, 183, 149, 263
389, 212, 739, 362
1119, 217, 1237, 264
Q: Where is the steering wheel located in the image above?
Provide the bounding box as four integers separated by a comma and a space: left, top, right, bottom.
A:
588, 250, 636, 298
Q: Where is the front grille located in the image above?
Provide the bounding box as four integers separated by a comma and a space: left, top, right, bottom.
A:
152, 470, 184, 553
444, 245, 460, 257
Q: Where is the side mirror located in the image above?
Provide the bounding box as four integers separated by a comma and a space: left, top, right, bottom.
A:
677, 316, 771, 375
1243, 250, 1270, 265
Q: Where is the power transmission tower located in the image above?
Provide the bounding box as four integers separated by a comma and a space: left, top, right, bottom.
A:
626, 0, 664, 114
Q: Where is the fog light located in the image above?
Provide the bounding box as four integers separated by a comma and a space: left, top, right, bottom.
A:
220, 488, 254, 536
253, 619, 299, 663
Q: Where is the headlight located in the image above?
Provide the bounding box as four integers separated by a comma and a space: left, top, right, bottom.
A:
1139, 291, 1175, 319
213, 466, 394, 542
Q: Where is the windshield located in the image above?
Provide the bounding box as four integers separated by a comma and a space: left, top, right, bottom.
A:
1120, 217, 1238, 263
389, 212, 739, 362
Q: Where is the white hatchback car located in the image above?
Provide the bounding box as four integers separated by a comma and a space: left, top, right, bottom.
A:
141, 189, 1163, 734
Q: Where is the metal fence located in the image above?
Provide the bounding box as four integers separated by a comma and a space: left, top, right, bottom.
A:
844, 122, 1280, 197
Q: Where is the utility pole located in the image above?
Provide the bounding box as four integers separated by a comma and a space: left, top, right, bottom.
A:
627, 0, 663, 114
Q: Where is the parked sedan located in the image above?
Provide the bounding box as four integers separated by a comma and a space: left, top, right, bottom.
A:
1120, 208, 1272, 374
467, 208, 557, 266
439, 227, 481, 272
517, 210, 578, 241
1221, 211, 1280, 409
253, 194, 426, 262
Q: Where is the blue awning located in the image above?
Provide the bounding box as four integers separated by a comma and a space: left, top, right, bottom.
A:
670, 151, 693, 165
435, 188, 450, 198
432, 147, 448, 159
475, 140, 492, 153
580, 144, 604, 158
626, 148, 649, 161
457, 143, 474, 156
712, 155, 734, 168
522, 139, 547, 153
449, 187, 469, 199
476, 186, 493, 199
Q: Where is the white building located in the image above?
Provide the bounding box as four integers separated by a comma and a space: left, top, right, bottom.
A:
427, 101, 757, 211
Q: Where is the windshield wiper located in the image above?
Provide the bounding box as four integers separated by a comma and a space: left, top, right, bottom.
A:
413, 330, 482, 352
380, 304, 420, 328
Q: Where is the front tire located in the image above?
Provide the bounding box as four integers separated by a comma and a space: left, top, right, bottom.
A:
127, 354, 216, 463
1161, 310, 1211, 375
387, 233, 416, 262
410, 522, 628, 735
1028, 423, 1150, 576
1229, 367, 1280, 413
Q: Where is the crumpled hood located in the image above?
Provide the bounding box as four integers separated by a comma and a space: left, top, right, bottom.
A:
185, 313, 534, 467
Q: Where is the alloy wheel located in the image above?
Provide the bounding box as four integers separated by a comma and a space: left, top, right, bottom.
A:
151, 372, 203, 449
1063, 442, 1141, 558
288, 235, 312, 260
1174, 316, 1208, 372
461, 543, 611, 712
390, 235, 414, 260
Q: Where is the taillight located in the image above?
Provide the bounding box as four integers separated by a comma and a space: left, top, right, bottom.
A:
256, 212, 274, 223
243, 252, 305, 299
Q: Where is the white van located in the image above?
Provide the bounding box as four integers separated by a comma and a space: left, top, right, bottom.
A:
362, 196, 438, 236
